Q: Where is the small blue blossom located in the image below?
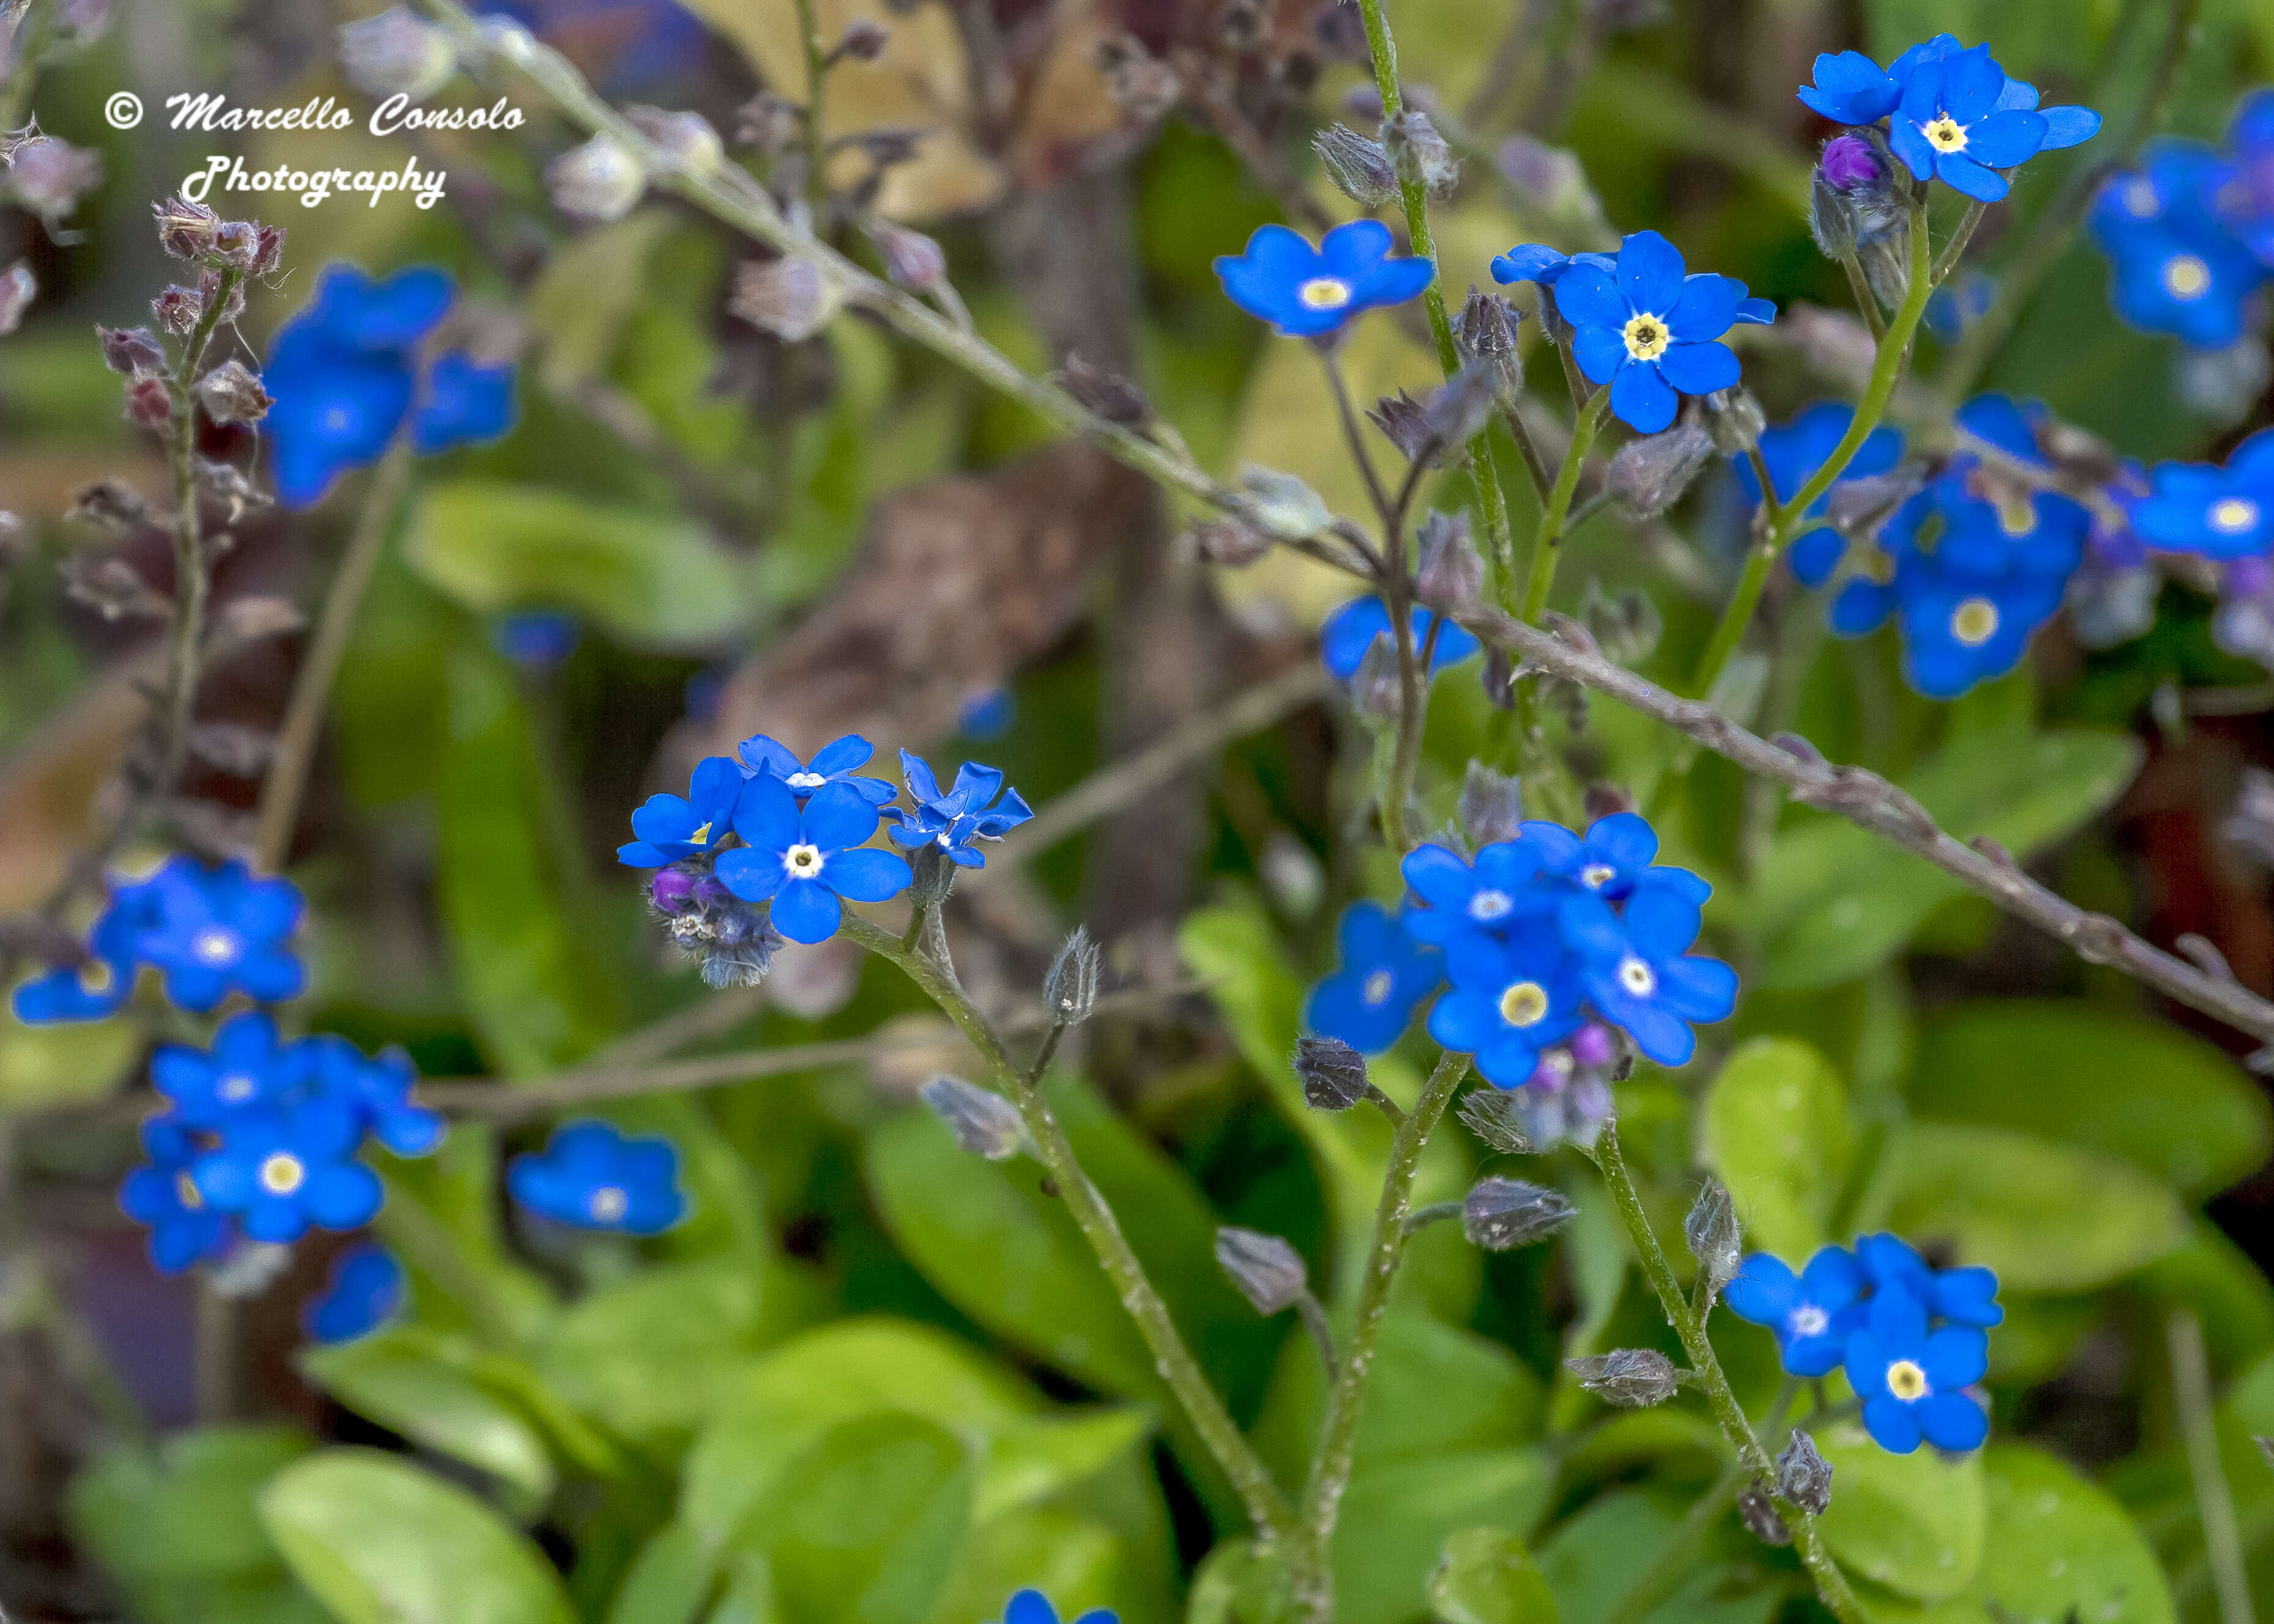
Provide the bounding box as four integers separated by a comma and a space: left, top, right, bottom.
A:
1429, 927, 1586, 1089
1797, 50, 1905, 126
9, 870, 174, 1023
1302, 900, 1444, 1054
1550, 231, 1772, 433
2089, 144, 2270, 349
490, 609, 582, 669
308, 1036, 446, 1159
1893, 487, 2087, 699
1522, 812, 1692, 903
1726, 1246, 1867, 1378
509, 1119, 686, 1233
617, 756, 744, 868
996, 1590, 1115, 1624
1400, 839, 1557, 945
304, 1244, 406, 1344
2220, 89, 2274, 264
737, 732, 899, 805
412, 352, 518, 453
1889, 46, 2052, 202
1214, 220, 1436, 339
191, 1098, 384, 1244
1741, 403, 1908, 592
117, 1116, 232, 1274
1556, 873, 1737, 1068
1801, 35, 2100, 155
1320, 596, 1481, 682
881, 752, 1034, 869
1845, 1285, 1990, 1455
718, 779, 914, 942
1855, 1232, 2004, 1329
132, 858, 306, 1014
152, 1010, 310, 1130
1488, 243, 1616, 291
2130, 428, 2274, 559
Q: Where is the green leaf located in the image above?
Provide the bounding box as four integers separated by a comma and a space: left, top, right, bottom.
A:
1428, 1528, 1557, 1624
1909, 1001, 2273, 1197
1338, 1451, 1556, 1624
534, 1254, 779, 1444
1967, 1444, 2175, 1624
528, 209, 677, 392
1749, 727, 2141, 990
606, 1521, 718, 1624
1186, 1537, 1297, 1624
405, 479, 752, 649
1887, 1122, 2190, 1291
1698, 1037, 1857, 1260
1536, 1493, 1779, 1624
259, 1448, 577, 1624
298, 1328, 555, 1503
741, 1413, 974, 1624
1814, 1420, 1986, 1601
0, 1010, 142, 1110
934, 1507, 1126, 1624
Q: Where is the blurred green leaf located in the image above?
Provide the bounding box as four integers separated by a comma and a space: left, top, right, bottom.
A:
299, 1328, 556, 1504
1814, 1421, 1985, 1601
0, 1010, 142, 1109
1968, 1443, 2174, 1623
935, 1507, 1126, 1624
259, 1448, 576, 1624
1428, 1528, 1557, 1624
606, 1519, 717, 1624
1536, 1492, 1780, 1624
529, 210, 679, 394
1698, 1036, 1857, 1260
1888, 1121, 2190, 1291
1908, 1001, 2273, 1197
534, 1254, 782, 1444
1187, 1537, 1297, 1624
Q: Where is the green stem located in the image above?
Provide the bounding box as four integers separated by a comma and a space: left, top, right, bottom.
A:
793, 0, 828, 214
1295, 1048, 1471, 1620
839, 914, 1298, 1545
1588, 1125, 1867, 1624
1690, 197, 1932, 699
2170, 1310, 2257, 1624
1836, 250, 1886, 342
1518, 385, 1608, 625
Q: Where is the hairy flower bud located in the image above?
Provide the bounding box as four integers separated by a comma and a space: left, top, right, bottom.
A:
546, 134, 647, 221
208, 219, 263, 271
151, 195, 217, 262
836, 17, 889, 59
627, 106, 725, 173
1042, 925, 1101, 1026
920, 1075, 1027, 1160
97, 324, 164, 378
1608, 422, 1715, 518
1458, 760, 1525, 848
730, 257, 842, 342
196, 268, 246, 327
1057, 354, 1151, 427
1737, 1484, 1793, 1547
1455, 284, 1521, 360
6, 134, 101, 221
1239, 464, 1333, 540
1314, 123, 1397, 206
1776, 1430, 1833, 1515
338, 6, 460, 100
1351, 633, 1402, 721
1187, 516, 1271, 567
1367, 389, 1430, 461
1420, 363, 1496, 453
1683, 1178, 1742, 1303
194, 359, 271, 425
0, 261, 32, 334
67, 476, 149, 530
1383, 109, 1457, 196
1215, 1226, 1309, 1315
123, 377, 172, 430
735, 92, 805, 155
1462, 1177, 1575, 1250
865, 217, 947, 291
1455, 1086, 1534, 1153
1295, 1034, 1369, 1111
61, 553, 169, 620
1566, 1348, 1682, 1407
150, 283, 201, 336
1415, 510, 1483, 614
1701, 386, 1767, 455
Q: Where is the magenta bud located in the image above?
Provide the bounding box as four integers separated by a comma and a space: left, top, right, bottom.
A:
1570, 1021, 1616, 1068
649, 870, 697, 909
1820, 134, 1885, 194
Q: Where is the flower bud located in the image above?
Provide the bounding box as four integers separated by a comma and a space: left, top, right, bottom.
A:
61, 553, 171, 621
6, 135, 101, 221
1295, 1034, 1369, 1111
0, 260, 32, 334
1042, 925, 1101, 1026
1415, 510, 1482, 614
1187, 516, 1271, 567
1419, 363, 1496, 453
194, 359, 271, 425
1215, 1226, 1308, 1315
207, 220, 264, 271
1238, 464, 1333, 540
865, 218, 947, 291
735, 92, 805, 155
906, 841, 959, 909
919, 1075, 1027, 1161
1313, 123, 1397, 206
546, 134, 647, 221
123, 377, 172, 430
337, 6, 460, 100
626, 106, 725, 173
1367, 389, 1430, 461
97, 325, 163, 378
196, 455, 270, 517
1383, 109, 1457, 196
1457, 760, 1525, 849
836, 17, 889, 59
67, 476, 149, 530
151, 284, 201, 336
1095, 34, 1181, 122
1455, 285, 1526, 399
1857, 217, 1912, 312
1351, 633, 1402, 721
1565, 1348, 1681, 1407
1683, 1178, 1741, 1303
1058, 354, 1151, 427
1461, 1177, 1575, 1250
1808, 172, 1860, 262
1455, 1086, 1534, 1153
1608, 422, 1715, 518
1701, 386, 1766, 455
730, 257, 842, 342
1737, 1484, 1792, 1547
1776, 1429, 1833, 1514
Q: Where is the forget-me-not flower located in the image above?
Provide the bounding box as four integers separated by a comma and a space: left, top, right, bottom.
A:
1845, 1284, 1990, 1455
882, 752, 1034, 869
738, 732, 899, 804
118, 1116, 234, 1274
152, 1010, 310, 1129
1303, 899, 1444, 1054
617, 756, 744, 868
2090, 144, 2270, 349
190, 1098, 385, 1244
509, 1119, 686, 1233
131, 858, 306, 1014
1548, 231, 1774, 433
1429, 928, 1586, 1089
1320, 595, 1481, 682
1726, 1246, 1867, 1378
1556, 872, 1738, 1067
2132, 428, 2274, 558
1856, 1232, 2004, 1328
304, 1244, 406, 1343
1888, 46, 2053, 202
995, 1591, 1115, 1624
1400, 838, 1558, 945
1214, 220, 1435, 339
718, 777, 914, 942
309, 1035, 445, 1158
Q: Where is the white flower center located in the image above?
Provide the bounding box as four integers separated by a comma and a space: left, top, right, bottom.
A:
1580, 862, 1617, 889
259, 1152, 305, 1196
1886, 1357, 1930, 1402
1617, 955, 1656, 996
1468, 889, 1515, 921
2210, 497, 2261, 534
782, 842, 825, 878
2162, 254, 2212, 299
1298, 276, 1352, 310
1498, 979, 1550, 1027
1923, 115, 1967, 153
1622, 312, 1669, 361
1951, 596, 2001, 647
216, 1073, 258, 1104
191, 927, 241, 966
588, 1185, 629, 1223
2122, 177, 2160, 217
1789, 1304, 1829, 1339
175, 1171, 203, 1210
786, 771, 827, 790
1362, 968, 1396, 1006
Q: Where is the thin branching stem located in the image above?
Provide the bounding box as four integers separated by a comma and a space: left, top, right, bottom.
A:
2169, 1310, 2257, 1624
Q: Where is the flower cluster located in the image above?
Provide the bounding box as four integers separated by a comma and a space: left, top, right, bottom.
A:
267, 263, 516, 508
507, 1119, 686, 1235
13, 857, 304, 1024
1304, 812, 1738, 1080
119, 1010, 441, 1271
2089, 94, 2274, 350
1728, 1233, 2001, 1455
1800, 34, 2099, 202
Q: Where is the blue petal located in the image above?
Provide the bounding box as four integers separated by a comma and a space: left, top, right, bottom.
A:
1888, 117, 1937, 183
1940, 46, 2007, 124
2037, 105, 2100, 150
1656, 340, 1741, 396
1616, 230, 1687, 314
771, 878, 842, 943
1609, 362, 1677, 433
1964, 108, 2049, 170
732, 774, 804, 853
1917, 1391, 1987, 1452
1733, 296, 1778, 326
1724, 1254, 1799, 1326
1490, 244, 1570, 285
1551, 265, 1627, 331
826, 847, 914, 902
1935, 152, 2011, 202
1862, 1394, 1926, 1453
801, 782, 880, 852
713, 847, 783, 902
1355, 255, 1437, 311
1570, 325, 1628, 388
1666, 274, 1742, 339
1320, 218, 1396, 277
1005, 1591, 1060, 1624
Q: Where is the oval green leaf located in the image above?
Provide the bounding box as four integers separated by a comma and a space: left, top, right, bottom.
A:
1429, 1527, 1557, 1624
1699, 1036, 1857, 1260
1814, 1420, 1985, 1600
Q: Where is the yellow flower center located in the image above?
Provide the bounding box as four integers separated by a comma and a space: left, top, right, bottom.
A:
688, 820, 713, 846
1886, 1358, 1930, 1402
1950, 597, 2001, 647
2209, 497, 2261, 534
1622, 313, 1669, 361
783, 842, 825, 878
1923, 116, 1967, 153
175, 1171, 203, 1210
259, 1152, 305, 1196
2162, 255, 2212, 299
1361, 968, 1396, 1007
589, 1185, 630, 1224
191, 927, 240, 966
1498, 980, 1550, 1027
1299, 277, 1352, 310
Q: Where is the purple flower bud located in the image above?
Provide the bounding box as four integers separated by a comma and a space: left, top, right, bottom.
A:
194, 359, 271, 425
123, 377, 172, 430
152, 284, 202, 336
1570, 1021, 1616, 1068
98, 325, 165, 378
649, 868, 699, 911
1820, 134, 1886, 194
153, 195, 221, 259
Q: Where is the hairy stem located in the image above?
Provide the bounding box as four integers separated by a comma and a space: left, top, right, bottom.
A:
1518, 384, 1608, 625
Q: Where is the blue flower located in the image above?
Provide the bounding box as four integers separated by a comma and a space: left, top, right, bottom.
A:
491, 609, 582, 669
1893, 488, 2086, 699
1400, 838, 1558, 945
881, 752, 1034, 869
304, 1244, 405, 1343
10, 870, 174, 1023
1855, 1232, 2004, 1329
1888, 46, 2051, 202
1845, 1284, 1990, 1455
131, 858, 306, 1013
1428, 925, 1586, 1089
1489, 243, 1616, 291
737, 732, 899, 806
1801, 35, 2099, 155
1551, 231, 1769, 433
1320, 596, 1481, 682
118, 1115, 232, 1273
1726, 1246, 1867, 1378
2131, 428, 2274, 558
718, 778, 914, 942
1523, 811, 1698, 903
2220, 89, 2274, 265
617, 756, 744, 868
412, 351, 517, 452
2089, 144, 2267, 348
1214, 220, 1435, 339
1952, 391, 2048, 468
309, 1035, 446, 1158
508, 1119, 685, 1233
152, 1010, 311, 1129
1303, 899, 1444, 1054
957, 688, 1016, 741
996, 1590, 1114, 1624
190, 1098, 384, 1244
1556, 872, 1737, 1067
1797, 50, 1904, 125
1742, 403, 1908, 591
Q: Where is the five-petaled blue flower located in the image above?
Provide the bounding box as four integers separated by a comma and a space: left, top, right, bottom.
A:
1303, 900, 1444, 1054
133, 858, 306, 1015
738, 732, 899, 805
1799, 35, 2100, 160
118, 1115, 233, 1274
2131, 428, 2274, 559
718, 778, 914, 942
1547, 232, 1775, 433
304, 1244, 406, 1344
11, 868, 175, 1023
1214, 220, 1436, 339
1891, 486, 2086, 699
1320, 596, 1481, 682
1556, 873, 1738, 1068
1889, 45, 2055, 202
309, 1035, 446, 1158
996, 1590, 1116, 1624
190, 1097, 385, 1244
152, 1010, 310, 1129
1845, 1284, 1990, 1455
411, 352, 517, 453
618, 756, 744, 868
509, 1119, 686, 1233
1430, 930, 1586, 1089
883, 752, 1034, 869
1855, 1232, 2004, 1328
1401, 839, 1556, 946
1738, 403, 1908, 592
1726, 1246, 1867, 1378
2089, 143, 2270, 350
1524, 812, 1695, 904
